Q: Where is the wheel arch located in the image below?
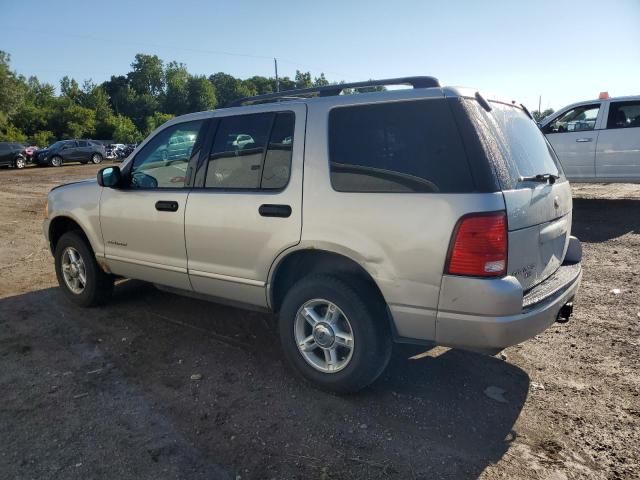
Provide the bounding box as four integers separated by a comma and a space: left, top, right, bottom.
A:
48, 215, 94, 257
268, 248, 391, 320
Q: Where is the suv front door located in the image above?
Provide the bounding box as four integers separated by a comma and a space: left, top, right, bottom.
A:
543, 103, 602, 179
185, 106, 305, 307
100, 119, 207, 290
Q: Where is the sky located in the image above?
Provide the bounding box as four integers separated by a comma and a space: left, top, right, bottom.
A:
1, 0, 639, 112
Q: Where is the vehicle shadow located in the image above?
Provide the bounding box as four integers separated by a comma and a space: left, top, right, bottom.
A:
0, 282, 530, 480
572, 197, 640, 243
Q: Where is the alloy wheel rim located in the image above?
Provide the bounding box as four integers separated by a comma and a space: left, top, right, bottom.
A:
294, 299, 354, 373
61, 247, 87, 294
92, 154, 101, 164
16, 158, 25, 168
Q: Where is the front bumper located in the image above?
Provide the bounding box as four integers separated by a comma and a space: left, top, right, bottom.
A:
435, 262, 582, 354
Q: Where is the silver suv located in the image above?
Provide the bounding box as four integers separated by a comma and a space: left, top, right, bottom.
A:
44, 77, 583, 393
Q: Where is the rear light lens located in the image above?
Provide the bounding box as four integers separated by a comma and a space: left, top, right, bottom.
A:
446, 212, 507, 277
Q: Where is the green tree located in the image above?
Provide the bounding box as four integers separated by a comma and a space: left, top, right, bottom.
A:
60, 76, 82, 103
314, 73, 329, 87
163, 61, 189, 116
144, 112, 174, 136
32, 130, 55, 147
128, 54, 164, 96
187, 75, 217, 112
295, 70, 312, 89
209, 72, 254, 107
0, 51, 28, 139
112, 115, 141, 143
532, 108, 555, 122
0, 123, 27, 142
245, 75, 273, 95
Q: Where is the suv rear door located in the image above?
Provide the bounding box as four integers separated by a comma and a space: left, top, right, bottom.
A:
542, 102, 603, 180
184, 104, 305, 307
467, 99, 572, 290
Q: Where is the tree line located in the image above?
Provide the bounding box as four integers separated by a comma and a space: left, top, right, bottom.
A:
0, 51, 331, 145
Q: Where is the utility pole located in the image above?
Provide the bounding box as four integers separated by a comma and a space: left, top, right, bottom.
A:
274, 58, 280, 92
538, 95, 542, 115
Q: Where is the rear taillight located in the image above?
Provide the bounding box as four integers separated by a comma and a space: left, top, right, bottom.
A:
446, 212, 507, 277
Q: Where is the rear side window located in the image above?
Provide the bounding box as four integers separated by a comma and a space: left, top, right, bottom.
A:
329, 100, 474, 193
607, 101, 640, 129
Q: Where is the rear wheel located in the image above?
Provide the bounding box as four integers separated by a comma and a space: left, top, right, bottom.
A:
50, 155, 63, 167
54, 231, 113, 307
279, 274, 391, 394
91, 153, 103, 164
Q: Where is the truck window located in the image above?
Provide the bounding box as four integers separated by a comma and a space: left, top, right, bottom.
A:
607, 101, 640, 129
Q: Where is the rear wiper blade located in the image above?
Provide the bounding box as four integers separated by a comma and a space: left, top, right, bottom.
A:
518, 173, 559, 184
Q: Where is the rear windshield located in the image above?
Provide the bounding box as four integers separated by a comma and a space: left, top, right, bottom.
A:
462, 99, 565, 190
328, 99, 476, 193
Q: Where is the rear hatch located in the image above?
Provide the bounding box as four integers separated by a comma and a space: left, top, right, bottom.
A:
461, 98, 572, 290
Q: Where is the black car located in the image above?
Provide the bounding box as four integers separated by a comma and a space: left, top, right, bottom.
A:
0, 142, 28, 169
33, 139, 106, 167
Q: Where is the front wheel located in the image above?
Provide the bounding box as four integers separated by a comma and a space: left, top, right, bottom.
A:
279, 275, 391, 394
91, 153, 103, 164
50, 155, 63, 167
14, 156, 26, 169
54, 231, 114, 307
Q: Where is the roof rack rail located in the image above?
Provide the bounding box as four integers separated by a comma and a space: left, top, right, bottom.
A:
229, 76, 440, 107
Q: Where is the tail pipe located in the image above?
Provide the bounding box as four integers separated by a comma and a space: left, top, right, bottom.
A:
556, 301, 574, 323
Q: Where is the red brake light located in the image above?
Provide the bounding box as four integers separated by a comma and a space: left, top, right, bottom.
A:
446, 212, 508, 277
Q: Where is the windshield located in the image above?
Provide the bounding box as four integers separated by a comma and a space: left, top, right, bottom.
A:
463, 99, 564, 190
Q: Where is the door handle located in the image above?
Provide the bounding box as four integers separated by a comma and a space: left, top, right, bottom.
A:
259, 204, 292, 218
576, 138, 593, 142
155, 200, 179, 212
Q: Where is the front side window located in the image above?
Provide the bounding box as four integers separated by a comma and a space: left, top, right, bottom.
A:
607, 101, 640, 129
544, 104, 600, 133
78, 140, 88, 147
329, 99, 473, 193
130, 120, 204, 189
204, 112, 294, 189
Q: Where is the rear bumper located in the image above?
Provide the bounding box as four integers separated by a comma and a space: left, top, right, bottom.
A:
435, 262, 582, 353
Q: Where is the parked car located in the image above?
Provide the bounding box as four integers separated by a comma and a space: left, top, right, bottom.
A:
0, 142, 28, 169
34, 139, 106, 167
23, 145, 39, 161
539, 94, 640, 182
44, 77, 583, 393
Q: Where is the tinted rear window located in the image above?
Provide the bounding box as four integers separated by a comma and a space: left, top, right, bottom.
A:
462, 99, 564, 190
328, 99, 475, 193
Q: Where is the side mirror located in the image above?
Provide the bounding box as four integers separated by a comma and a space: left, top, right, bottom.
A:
97, 166, 122, 188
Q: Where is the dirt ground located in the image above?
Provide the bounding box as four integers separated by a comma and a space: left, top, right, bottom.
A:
1, 163, 639, 480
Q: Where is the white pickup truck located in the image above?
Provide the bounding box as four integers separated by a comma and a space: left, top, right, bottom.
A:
540, 95, 640, 182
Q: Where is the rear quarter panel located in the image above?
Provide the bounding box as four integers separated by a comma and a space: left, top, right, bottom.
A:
302, 93, 506, 339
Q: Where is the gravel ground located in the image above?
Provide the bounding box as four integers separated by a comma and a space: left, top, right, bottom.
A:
1, 164, 639, 480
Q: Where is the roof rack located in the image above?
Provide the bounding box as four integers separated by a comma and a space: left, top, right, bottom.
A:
229, 76, 440, 107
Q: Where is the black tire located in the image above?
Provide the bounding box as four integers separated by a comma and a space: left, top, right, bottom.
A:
91, 153, 103, 164
54, 231, 114, 307
279, 274, 392, 394
50, 155, 63, 167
